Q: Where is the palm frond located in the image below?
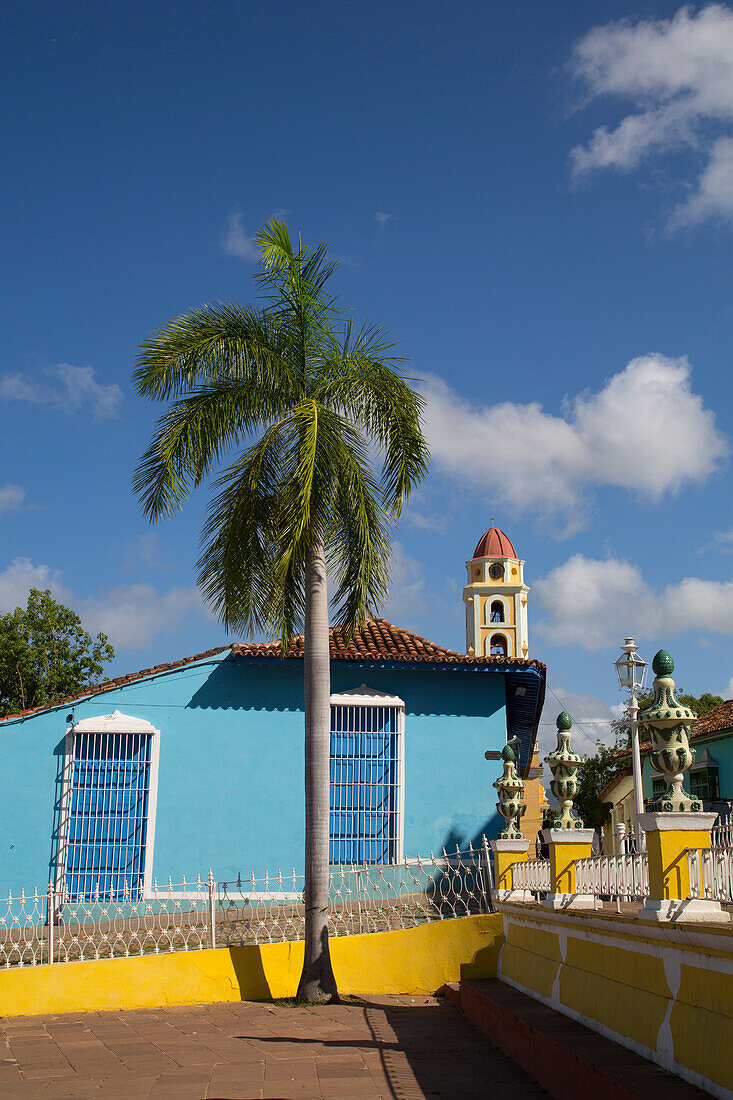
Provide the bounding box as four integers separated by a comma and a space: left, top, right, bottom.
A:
133, 303, 296, 402
313, 323, 430, 512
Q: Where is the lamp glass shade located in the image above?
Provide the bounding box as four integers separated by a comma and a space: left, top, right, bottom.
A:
614, 649, 647, 692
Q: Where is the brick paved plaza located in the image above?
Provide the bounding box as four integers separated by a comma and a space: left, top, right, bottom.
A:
0, 994, 546, 1099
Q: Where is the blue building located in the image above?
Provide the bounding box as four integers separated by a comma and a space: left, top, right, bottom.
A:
1, 614, 545, 900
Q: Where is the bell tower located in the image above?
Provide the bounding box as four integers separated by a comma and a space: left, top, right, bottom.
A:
463, 525, 529, 658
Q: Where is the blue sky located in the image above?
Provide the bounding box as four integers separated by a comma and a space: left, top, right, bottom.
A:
2, 0, 732, 752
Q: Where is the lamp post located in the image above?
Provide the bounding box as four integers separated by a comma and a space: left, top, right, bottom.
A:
614, 638, 648, 851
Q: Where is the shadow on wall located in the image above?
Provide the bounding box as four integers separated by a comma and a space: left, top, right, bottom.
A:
187, 656, 506, 719
228, 943, 276, 1001
439, 822, 502, 855
47, 736, 67, 892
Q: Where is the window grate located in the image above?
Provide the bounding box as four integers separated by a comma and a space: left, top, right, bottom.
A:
330, 704, 402, 865
64, 732, 152, 902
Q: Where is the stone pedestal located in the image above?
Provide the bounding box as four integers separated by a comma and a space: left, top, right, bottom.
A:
490, 838, 531, 902
542, 827, 596, 910
637, 811, 730, 923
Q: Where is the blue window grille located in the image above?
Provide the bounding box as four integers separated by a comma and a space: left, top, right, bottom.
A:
330, 704, 401, 865
63, 731, 152, 902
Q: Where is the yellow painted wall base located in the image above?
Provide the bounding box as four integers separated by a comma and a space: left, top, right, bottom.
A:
494, 849, 528, 891
548, 840, 592, 894
498, 903, 733, 1099
0, 914, 504, 1019
646, 828, 713, 900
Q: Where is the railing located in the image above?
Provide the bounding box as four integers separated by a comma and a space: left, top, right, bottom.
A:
0, 842, 493, 968
574, 853, 648, 910
512, 859, 551, 894
711, 822, 733, 850
688, 845, 733, 902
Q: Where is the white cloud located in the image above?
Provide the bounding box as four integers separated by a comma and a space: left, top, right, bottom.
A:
0, 558, 72, 612
378, 542, 429, 623
0, 558, 212, 651
570, 4, 733, 227
672, 135, 733, 227
421, 353, 727, 533
0, 485, 26, 515
375, 212, 394, 226
0, 364, 123, 419
79, 584, 212, 650
697, 528, 733, 553
721, 676, 733, 698
221, 211, 258, 260
535, 553, 733, 650
538, 687, 618, 758
126, 532, 166, 571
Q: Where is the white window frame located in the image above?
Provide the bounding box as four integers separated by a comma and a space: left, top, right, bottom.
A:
485, 593, 511, 625
484, 629, 511, 657
56, 710, 161, 900
329, 685, 405, 864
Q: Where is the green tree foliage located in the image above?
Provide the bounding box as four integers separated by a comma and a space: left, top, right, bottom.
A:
0, 589, 115, 718
579, 691, 725, 830
611, 690, 724, 745
574, 737, 630, 831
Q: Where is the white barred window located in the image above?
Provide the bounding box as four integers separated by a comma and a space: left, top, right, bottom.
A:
57, 712, 160, 901
329, 687, 405, 865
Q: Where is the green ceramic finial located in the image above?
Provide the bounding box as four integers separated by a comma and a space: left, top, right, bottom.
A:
639, 648, 700, 813
545, 713, 584, 828
653, 649, 674, 677
493, 743, 525, 840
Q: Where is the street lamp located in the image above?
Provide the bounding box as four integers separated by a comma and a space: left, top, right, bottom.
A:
614, 638, 648, 851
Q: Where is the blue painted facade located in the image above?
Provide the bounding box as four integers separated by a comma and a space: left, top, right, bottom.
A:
1, 649, 544, 894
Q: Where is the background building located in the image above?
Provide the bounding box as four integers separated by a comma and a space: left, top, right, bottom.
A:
0, 619, 545, 898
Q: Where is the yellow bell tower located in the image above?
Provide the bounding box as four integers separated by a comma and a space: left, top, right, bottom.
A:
463, 525, 529, 658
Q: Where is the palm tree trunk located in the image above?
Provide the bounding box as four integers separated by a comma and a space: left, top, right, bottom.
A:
297, 533, 339, 1003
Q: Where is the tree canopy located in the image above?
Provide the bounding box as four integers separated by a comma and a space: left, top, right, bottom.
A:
0, 588, 115, 718
574, 737, 630, 831
577, 689, 726, 830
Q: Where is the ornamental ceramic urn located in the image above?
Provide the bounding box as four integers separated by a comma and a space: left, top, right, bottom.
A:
544, 712, 585, 829
493, 743, 526, 839
638, 650, 701, 813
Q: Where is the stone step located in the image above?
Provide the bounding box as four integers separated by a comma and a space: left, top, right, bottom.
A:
444, 978, 709, 1100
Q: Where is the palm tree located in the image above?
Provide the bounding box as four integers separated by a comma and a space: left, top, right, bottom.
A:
132, 221, 429, 1001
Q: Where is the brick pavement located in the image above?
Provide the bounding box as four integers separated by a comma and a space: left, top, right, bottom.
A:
0, 995, 547, 1099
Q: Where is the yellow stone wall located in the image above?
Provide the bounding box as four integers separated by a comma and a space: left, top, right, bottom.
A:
0, 914, 504, 1018
497, 904, 733, 1098
521, 748, 548, 846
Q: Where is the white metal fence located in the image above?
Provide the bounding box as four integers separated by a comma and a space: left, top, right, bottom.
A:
511, 859, 551, 894
0, 843, 493, 969
712, 822, 733, 850
688, 845, 733, 903
575, 853, 648, 909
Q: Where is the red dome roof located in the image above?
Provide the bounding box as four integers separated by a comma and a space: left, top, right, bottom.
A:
472, 527, 517, 560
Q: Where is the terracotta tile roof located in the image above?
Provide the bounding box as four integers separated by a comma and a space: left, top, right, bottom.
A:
0, 645, 231, 723
638, 698, 733, 753
690, 699, 733, 739
231, 618, 546, 669
0, 618, 544, 724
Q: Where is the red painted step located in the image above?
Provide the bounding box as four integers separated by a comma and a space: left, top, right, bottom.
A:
444, 979, 708, 1100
